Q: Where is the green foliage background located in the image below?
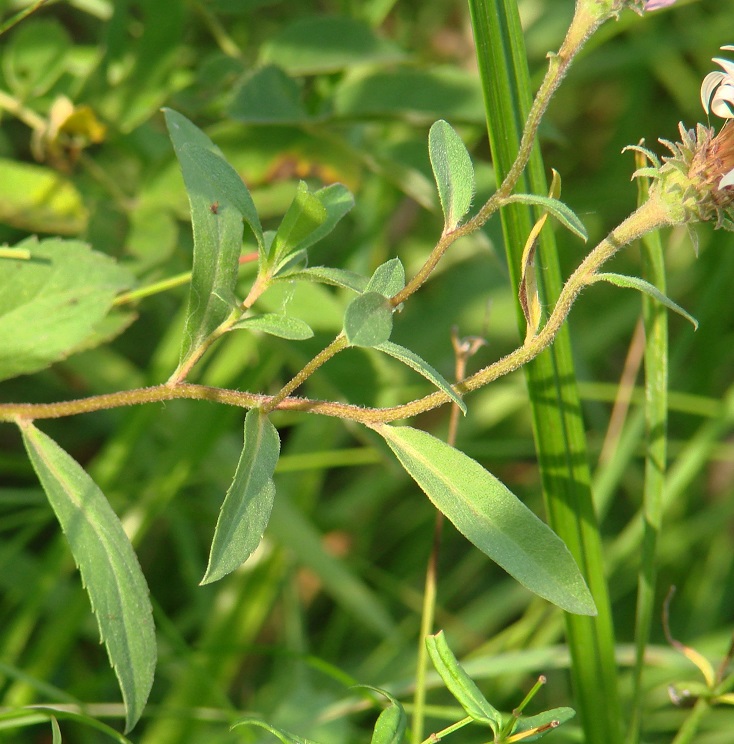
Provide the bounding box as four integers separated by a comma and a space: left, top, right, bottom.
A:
1, 0, 734, 741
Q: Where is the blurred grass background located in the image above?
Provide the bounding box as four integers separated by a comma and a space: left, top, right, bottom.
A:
1, 0, 734, 741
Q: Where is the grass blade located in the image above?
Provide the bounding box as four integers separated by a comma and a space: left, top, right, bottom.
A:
468, 0, 621, 740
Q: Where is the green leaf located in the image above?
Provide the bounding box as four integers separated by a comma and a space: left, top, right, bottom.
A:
228, 64, 309, 124
503, 194, 587, 241
429, 120, 475, 230
180, 143, 263, 251
283, 266, 368, 293
511, 707, 576, 742
344, 292, 393, 347
164, 108, 247, 366
269, 181, 328, 267
272, 248, 309, 278
51, 717, 61, 744
202, 409, 280, 584
3, 19, 70, 97
231, 314, 314, 340
365, 258, 405, 298
231, 717, 321, 744
353, 686, 406, 744
425, 631, 500, 728
375, 341, 465, 413
298, 183, 355, 252
0, 237, 134, 382
590, 273, 698, 330
0, 158, 87, 235
20, 423, 155, 733
375, 426, 596, 615
260, 16, 404, 75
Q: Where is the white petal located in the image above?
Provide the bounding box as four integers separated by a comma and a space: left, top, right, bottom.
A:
711, 85, 734, 118
721, 45, 734, 52
713, 56, 734, 81
719, 168, 734, 189
701, 71, 725, 113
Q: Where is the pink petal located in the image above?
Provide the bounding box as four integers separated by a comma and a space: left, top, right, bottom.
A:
644, 0, 678, 9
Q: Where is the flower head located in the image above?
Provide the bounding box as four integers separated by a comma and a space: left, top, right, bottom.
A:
701, 46, 734, 119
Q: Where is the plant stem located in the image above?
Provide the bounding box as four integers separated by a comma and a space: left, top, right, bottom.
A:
0, 198, 671, 426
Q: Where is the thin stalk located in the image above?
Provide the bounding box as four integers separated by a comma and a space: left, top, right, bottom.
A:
626, 175, 669, 744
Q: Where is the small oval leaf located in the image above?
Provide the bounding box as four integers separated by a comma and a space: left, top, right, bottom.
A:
364, 258, 406, 298
429, 119, 475, 230
344, 292, 393, 347
374, 425, 596, 615
202, 409, 280, 584
20, 422, 155, 733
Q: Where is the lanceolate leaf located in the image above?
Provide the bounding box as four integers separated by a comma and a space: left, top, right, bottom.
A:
231, 313, 314, 340
375, 340, 465, 413
180, 143, 263, 251
269, 181, 328, 267
429, 119, 475, 230
297, 183, 355, 252
355, 686, 406, 744
590, 273, 698, 329
20, 422, 155, 733
426, 631, 500, 728
0, 237, 134, 382
164, 108, 246, 366
511, 708, 576, 742
504, 194, 587, 241
202, 409, 280, 584
375, 426, 596, 615
231, 718, 320, 744
284, 266, 369, 293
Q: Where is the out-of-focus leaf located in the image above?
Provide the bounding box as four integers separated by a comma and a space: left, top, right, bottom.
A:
3, 19, 70, 96
260, 16, 404, 75
0, 237, 134, 382
202, 409, 280, 584
20, 423, 155, 734
429, 120, 475, 230
296, 183, 355, 252
0, 158, 87, 235
231, 717, 321, 743
229, 64, 309, 124
375, 426, 597, 615
334, 67, 485, 123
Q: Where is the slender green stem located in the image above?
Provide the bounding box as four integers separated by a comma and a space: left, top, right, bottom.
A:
261, 334, 349, 414
419, 715, 472, 743
670, 697, 710, 744
113, 272, 194, 306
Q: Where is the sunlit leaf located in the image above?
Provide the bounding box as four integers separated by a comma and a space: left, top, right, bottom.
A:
590, 273, 698, 330
374, 426, 596, 615
511, 707, 576, 741
344, 292, 393, 347
365, 258, 405, 298
202, 409, 280, 584
375, 341, 465, 413
426, 631, 500, 728
20, 423, 155, 733
232, 314, 314, 340
0, 237, 134, 382
504, 193, 587, 241
269, 181, 328, 267
164, 108, 247, 367
286, 266, 368, 292
429, 119, 475, 230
